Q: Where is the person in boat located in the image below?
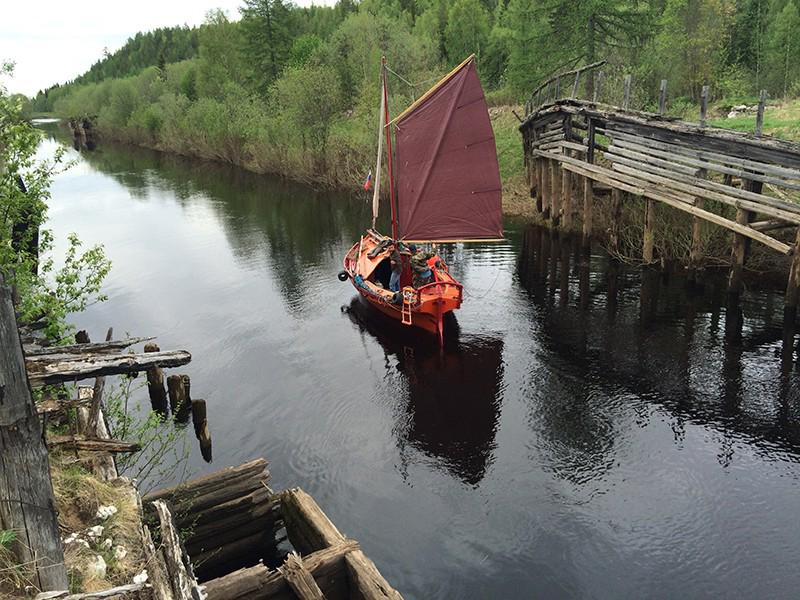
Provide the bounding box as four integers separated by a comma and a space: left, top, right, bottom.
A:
389, 244, 403, 292
409, 244, 436, 288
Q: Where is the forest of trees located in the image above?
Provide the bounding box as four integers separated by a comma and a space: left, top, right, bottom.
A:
33, 0, 800, 187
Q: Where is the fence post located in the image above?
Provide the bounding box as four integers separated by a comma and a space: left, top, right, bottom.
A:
700, 85, 709, 128
658, 80, 668, 116
755, 89, 767, 137
0, 274, 68, 592
622, 75, 632, 111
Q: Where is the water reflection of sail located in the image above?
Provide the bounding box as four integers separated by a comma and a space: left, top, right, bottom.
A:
344, 297, 503, 485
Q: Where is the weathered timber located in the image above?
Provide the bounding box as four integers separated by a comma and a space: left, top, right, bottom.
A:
281, 553, 325, 600
728, 208, 756, 295
610, 188, 623, 252
756, 90, 767, 137
191, 399, 213, 462
550, 159, 561, 223
541, 156, 551, 218
282, 488, 346, 553
539, 151, 793, 254
144, 342, 168, 414
280, 488, 402, 600
643, 198, 656, 264
0, 276, 68, 592
152, 500, 204, 600
561, 153, 573, 228
523, 100, 800, 169
605, 134, 800, 191
34, 584, 151, 599
785, 227, 800, 320
46, 435, 141, 453
203, 540, 359, 600
605, 144, 702, 177
700, 85, 709, 128
750, 219, 793, 231
26, 350, 191, 387
622, 75, 632, 110
144, 458, 268, 504
658, 80, 667, 116
36, 394, 92, 415
25, 336, 154, 356
603, 128, 800, 184
86, 327, 113, 436
345, 550, 403, 600
76, 386, 118, 481
526, 61, 606, 113
610, 161, 800, 224
582, 177, 593, 248
689, 169, 708, 278
167, 374, 191, 422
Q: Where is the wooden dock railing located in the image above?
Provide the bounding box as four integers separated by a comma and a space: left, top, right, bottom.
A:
520, 94, 800, 326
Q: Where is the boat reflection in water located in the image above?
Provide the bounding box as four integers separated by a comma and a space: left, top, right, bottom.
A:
343, 296, 504, 486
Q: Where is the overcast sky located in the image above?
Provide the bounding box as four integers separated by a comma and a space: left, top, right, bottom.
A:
2, 0, 331, 97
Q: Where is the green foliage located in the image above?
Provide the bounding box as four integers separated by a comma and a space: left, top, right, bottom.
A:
103, 377, 190, 492
240, 0, 296, 95
445, 0, 490, 64
1, 64, 111, 343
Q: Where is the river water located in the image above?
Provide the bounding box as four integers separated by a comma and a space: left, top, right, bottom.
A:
36, 124, 800, 598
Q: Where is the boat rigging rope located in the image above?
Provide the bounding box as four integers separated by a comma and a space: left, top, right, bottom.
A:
464, 266, 503, 301
385, 65, 448, 100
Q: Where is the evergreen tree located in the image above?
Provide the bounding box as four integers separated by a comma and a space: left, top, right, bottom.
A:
765, 0, 800, 96
445, 0, 490, 64
240, 0, 295, 96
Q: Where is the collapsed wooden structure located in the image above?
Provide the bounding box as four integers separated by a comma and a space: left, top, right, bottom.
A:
139, 460, 402, 600
519, 71, 800, 327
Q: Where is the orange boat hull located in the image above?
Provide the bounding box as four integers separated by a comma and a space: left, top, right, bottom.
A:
342, 231, 463, 342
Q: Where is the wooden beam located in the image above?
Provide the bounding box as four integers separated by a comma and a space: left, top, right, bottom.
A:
26, 349, 191, 387
24, 336, 154, 356
0, 277, 68, 592
538, 152, 793, 254
280, 553, 325, 600
46, 435, 141, 453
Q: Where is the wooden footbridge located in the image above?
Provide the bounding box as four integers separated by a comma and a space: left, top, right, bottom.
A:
519, 63, 800, 329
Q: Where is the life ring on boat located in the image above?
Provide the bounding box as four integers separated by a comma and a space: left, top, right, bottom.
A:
337, 270, 349, 282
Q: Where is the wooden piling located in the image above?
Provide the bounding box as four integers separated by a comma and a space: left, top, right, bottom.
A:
622, 75, 632, 110
535, 157, 543, 213
192, 399, 213, 463
610, 188, 623, 253
658, 79, 667, 116
144, 342, 168, 415
643, 198, 656, 264
728, 207, 756, 296
167, 374, 192, 422
550, 159, 561, 224
784, 227, 800, 325
561, 152, 572, 229
542, 158, 551, 219
756, 89, 767, 137
700, 85, 709, 128
582, 177, 593, 249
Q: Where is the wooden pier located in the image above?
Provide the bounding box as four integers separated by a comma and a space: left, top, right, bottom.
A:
519, 65, 800, 334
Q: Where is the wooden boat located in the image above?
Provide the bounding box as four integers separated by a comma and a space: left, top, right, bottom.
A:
340, 55, 503, 344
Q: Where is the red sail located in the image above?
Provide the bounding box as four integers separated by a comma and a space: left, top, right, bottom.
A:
394, 57, 503, 241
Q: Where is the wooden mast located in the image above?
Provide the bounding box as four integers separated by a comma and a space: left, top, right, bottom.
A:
382, 57, 399, 240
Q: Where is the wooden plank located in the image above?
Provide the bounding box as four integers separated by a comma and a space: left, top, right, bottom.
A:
280, 553, 325, 600
604, 127, 800, 183
24, 336, 154, 356
607, 135, 800, 191
152, 500, 204, 600
33, 583, 150, 599
750, 219, 793, 231
203, 540, 360, 600
522, 101, 800, 170
0, 277, 68, 592
539, 152, 794, 254
47, 435, 140, 453
605, 145, 702, 177
346, 551, 404, 600
144, 458, 268, 503
281, 487, 345, 554
26, 350, 191, 387
610, 162, 800, 224
785, 227, 800, 312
